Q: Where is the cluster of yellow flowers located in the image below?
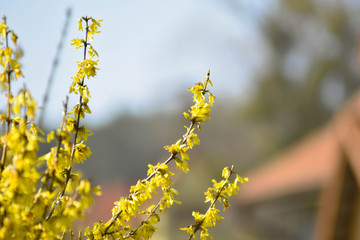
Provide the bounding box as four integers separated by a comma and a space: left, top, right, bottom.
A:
0, 16, 101, 239
181, 166, 248, 240
0, 16, 44, 239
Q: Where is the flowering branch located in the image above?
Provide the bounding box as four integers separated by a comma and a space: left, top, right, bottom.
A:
44, 15, 101, 223
85, 71, 215, 239
45, 17, 89, 221
181, 166, 248, 240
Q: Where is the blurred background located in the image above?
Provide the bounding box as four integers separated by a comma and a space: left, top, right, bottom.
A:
2, 0, 360, 239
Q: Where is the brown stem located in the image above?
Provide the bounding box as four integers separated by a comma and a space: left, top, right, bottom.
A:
0, 20, 13, 175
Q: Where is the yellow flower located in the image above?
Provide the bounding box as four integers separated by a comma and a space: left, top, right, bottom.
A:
89, 19, 102, 34
70, 37, 83, 50
174, 157, 189, 173
76, 59, 99, 79
78, 18, 83, 31
188, 82, 205, 103
88, 45, 98, 58
13, 64, 22, 78
76, 124, 93, 141
164, 139, 189, 160
4, 47, 12, 66
10, 31, 18, 46
66, 117, 76, 133
73, 141, 92, 163
184, 127, 200, 149
205, 208, 223, 227
0, 22, 7, 39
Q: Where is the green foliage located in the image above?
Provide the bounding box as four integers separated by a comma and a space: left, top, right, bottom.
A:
0, 15, 247, 239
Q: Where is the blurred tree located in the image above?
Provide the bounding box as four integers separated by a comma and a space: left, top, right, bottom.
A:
237, 0, 360, 160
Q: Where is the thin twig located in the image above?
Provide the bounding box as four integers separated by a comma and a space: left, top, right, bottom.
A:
38, 8, 72, 127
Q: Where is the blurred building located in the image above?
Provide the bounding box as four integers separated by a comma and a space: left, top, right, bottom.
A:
238, 90, 360, 240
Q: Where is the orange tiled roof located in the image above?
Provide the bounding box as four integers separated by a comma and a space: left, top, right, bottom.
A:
239, 90, 360, 204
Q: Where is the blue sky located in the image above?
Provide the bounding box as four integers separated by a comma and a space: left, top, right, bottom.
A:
1, 0, 271, 127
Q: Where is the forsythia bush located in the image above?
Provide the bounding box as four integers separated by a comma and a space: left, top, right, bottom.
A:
0, 15, 248, 240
